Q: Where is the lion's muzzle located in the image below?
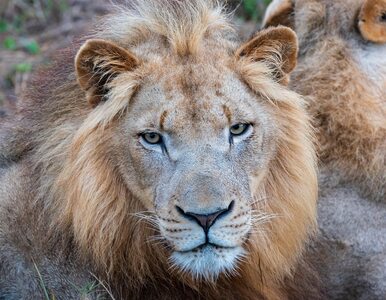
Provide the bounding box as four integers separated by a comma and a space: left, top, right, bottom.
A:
175, 200, 234, 238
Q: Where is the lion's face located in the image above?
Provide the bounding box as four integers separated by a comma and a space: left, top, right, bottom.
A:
73, 21, 315, 284
114, 62, 276, 279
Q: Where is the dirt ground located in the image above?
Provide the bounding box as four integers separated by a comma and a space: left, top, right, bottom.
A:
0, 0, 265, 114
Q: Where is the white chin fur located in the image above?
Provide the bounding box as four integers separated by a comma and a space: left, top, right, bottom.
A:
170, 245, 246, 281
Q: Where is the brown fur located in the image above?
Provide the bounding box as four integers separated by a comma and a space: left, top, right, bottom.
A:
237, 26, 298, 85
0, 1, 319, 299
263, 0, 294, 28
263, 0, 386, 201
75, 39, 139, 106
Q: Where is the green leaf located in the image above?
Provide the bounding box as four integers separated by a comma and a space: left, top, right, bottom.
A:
243, 0, 256, 14
3, 36, 17, 50
243, 0, 258, 20
0, 20, 8, 33
15, 63, 32, 73
25, 40, 40, 55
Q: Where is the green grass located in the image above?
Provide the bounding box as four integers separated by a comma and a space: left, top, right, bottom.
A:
70, 280, 101, 298
24, 39, 40, 54
3, 36, 17, 50
33, 261, 109, 299
0, 20, 8, 33
33, 261, 52, 300
15, 62, 32, 73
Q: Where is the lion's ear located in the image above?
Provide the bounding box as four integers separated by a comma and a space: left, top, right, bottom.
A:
262, 0, 294, 29
236, 26, 298, 85
75, 39, 139, 106
358, 0, 386, 43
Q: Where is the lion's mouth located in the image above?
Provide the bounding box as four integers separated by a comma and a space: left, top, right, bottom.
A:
176, 242, 236, 254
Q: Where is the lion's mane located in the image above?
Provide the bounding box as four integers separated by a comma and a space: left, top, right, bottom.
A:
0, 1, 318, 298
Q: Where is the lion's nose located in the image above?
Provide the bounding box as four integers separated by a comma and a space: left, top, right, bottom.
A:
176, 201, 234, 233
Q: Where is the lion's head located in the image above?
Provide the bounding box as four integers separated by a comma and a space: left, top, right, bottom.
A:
35, 0, 317, 294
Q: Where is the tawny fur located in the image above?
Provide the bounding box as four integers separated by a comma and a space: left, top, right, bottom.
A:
263, 0, 386, 201
0, 1, 319, 299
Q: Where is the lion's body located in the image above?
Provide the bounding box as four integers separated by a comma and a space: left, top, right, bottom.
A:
263, 0, 386, 298
288, 0, 386, 296
0, 1, 319, 299
290, 0, 386, 202
266, 0, 386, 201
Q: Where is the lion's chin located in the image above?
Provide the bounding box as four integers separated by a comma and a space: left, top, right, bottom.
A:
170, 244, 246, 281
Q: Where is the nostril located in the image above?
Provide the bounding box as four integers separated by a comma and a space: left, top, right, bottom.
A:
175, 201, 235, 233
227, 200, 235, 212
175, 205, 186, 217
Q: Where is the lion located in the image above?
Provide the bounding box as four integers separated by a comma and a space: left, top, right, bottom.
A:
0, 1, 319, 299
263, 0, 386, 298
263, 0, 386, 202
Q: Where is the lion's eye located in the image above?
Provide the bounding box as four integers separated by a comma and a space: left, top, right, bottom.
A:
230, 123, 250, 136
142, 132, 162, 144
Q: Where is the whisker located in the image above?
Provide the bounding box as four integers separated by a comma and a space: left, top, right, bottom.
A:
251, 195, 270, 206
250, 213, 277, 223
146, 235, 167, 246
129, 211, 160, 229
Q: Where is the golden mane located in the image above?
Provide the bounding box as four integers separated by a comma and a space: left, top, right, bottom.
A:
8, 1, 319, 298
237, 59, 317, 295
96, 0, 232, 56
33, 72, 317, 298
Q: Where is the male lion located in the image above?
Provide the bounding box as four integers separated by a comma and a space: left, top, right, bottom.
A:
264, 0, 386, 202
263, 0, 386, 298
0, 1, 319, 299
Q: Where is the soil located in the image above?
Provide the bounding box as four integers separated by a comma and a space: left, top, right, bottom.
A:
0, 0, 109, 113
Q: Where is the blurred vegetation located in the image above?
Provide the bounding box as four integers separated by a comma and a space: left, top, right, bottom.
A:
235, 0, 272, 21
0, 0, 272, 53
0, 0, 108, 106
0, 0, 74, 105
0, 0, 71, 54
0, 0, 271, 107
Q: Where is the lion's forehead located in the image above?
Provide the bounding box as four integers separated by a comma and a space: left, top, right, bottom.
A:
130, 64, 267, 133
